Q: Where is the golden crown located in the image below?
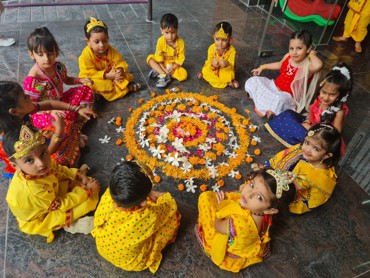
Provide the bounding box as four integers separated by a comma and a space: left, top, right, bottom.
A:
10, 125, 46, 159
266, 169, 296, 199
214, 24, 229, 39
86, 17, 106, 33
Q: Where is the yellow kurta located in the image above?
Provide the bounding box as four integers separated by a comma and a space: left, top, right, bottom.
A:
196, 191, 270, 273
146, 35, 187, 81
269, 144, 337, 214
78, 45, 134, 101
6, 160, 99, 243
91, 189, 180, 273
344, 0, 370, 42
201, 44, 236, 88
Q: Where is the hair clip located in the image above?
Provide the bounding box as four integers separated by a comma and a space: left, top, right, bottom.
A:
307, 124, 333, 137
86, 17, 106, 33
266, 169, 296, 199
10, 125, 46, 159
332, 66, 351, 81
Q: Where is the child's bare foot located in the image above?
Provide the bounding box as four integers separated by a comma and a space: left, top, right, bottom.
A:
355, 42, 362, 53
197, 72, 203, 80
228, 80, 239, 89
332, 36, 348, 42
79, 134, 88, 148
79, 164, 90, 175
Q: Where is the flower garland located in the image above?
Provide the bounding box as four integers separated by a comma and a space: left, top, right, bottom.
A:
124, 92, 259, 187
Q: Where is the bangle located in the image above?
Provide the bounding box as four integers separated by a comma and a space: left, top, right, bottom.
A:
52, 134, 63, 143
74, 105, 81, 113
74, 78, 81, 84
260, 64, 267, 70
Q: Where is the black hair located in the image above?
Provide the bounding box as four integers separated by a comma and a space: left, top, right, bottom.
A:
109, 161, 153, 208
290, 29, 312, 48
306, 124, 341, 167
319, 62, 353, 124
0, 81, 24, 133
27, 27, 62, 56
247, 167, 296, 212
83, 18, 108, 39
214, 21, 232, 37
160, 13, 178, 30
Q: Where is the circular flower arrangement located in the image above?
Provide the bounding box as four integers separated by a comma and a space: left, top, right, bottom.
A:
124, 92, 258, 188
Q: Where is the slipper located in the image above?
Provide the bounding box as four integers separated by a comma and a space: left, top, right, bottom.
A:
128, 82, 141, 92
148, 69, 159, 79
197, 72, 203, 80
156, 74, 171, 88
230, 79, 239, 89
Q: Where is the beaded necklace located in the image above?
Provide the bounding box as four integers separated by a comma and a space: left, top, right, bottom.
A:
36, 62, 63, 99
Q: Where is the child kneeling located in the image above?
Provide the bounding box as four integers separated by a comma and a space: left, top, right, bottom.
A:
92, 161, 181, 273
4, 125, 100, 243
195, 168, 295, 272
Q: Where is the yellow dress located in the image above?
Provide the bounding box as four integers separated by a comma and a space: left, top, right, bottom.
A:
269, 144, 337, 214
146, 35, 187, 81
196, 191, 271, 273
78, 45, 134, 101
201, 44, 236, 88
91, 189, 181, 273
6, 160, 99, 243
344, 0, 370, 42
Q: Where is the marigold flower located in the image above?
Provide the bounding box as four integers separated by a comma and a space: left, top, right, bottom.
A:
217, 180, 225, 187
151, 92, 156, 97
126, 154, 134, 161
254, 149, 261, 156
128, 107, 133, 112
154, 176, 161, 183
178, 184, 185, 191
246, 156, 254, 163
200, 184, 207, 191
251, 140, 257, 146
138, 98, 144, 104
116, 139, 123, 145
235, 174, 242, 180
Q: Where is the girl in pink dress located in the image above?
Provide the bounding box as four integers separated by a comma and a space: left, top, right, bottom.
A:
245, 30, 323, 119
24, 27, 94, 129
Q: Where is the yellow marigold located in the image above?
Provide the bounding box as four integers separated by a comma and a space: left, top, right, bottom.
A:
200, 184, 207, 191
159, 105, 165, 111
177, 104, 186, 111
154, 176, 161, 183
189, 156, 198, 165
205, 152, 217, 161
178, 184, 185, 191
166, 89, 170, 94
243, 119, 250, 125
231, 108, 236, 113
115, 139, 123, 145
203, 106, 209, 111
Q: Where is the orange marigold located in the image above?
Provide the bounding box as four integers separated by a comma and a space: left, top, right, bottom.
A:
154, 176, 161, 183
126, 154, 134, 161
251, 140, 257, 146
138, 98, 144, 104
200, 184, 207, 191
250, 126, 257, 132
217, 180, 225, 187
151, 92, 156, 97
128, 107, 133, 112
254, 149, 261, 156
115, 139, 123, 145
178, 184, 185, 191
166, 89, 171, 94
246, 156, 254, 163
235, 174, 242, 180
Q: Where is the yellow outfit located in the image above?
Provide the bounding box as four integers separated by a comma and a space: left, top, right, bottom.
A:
6, 160, 99, 243
91, 189, 180, 273
201, 44, 236, 88
343, 0, 370, 42
269, 144, 337, 214
146, 35, 187, 81
196, 191, 271, 273
78, 45, 134, 101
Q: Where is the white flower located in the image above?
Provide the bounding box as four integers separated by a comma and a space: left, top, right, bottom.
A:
206, 137, 217, 145
229, 152, 237, 159
159, 125, 169, 137
340, 94, 348, 102
107, 117, 115, 124
249, 125, 258, 131
140, 138, 151, 148
330, 106, 340, 112
184, 177, 194, 187
150, 145, 165, 159
139, 132, 146, 140
228, 170, 239, 178
99, 135, 111, 144
212, 184, 220, 192
205, 158, 213, 167
172, 137, 184, 150
181, 161, 193, 173
252, 136, 261, 143
156, 135, 167, 144
170, 110, 182, 122
186, 184, 198, 193
165, 152, 184, 167
207, 165, 219, 179
219, 162, 229, 166
198, 143, 211, 152
116, 126, 125, 133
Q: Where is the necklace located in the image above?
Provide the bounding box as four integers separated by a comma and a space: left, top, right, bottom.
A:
286, 60, 296, 76
36, 63, 63, 99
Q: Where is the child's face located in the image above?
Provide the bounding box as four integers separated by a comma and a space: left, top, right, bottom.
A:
302, 136, 331, 164
319, 82, 340, 107
288, 38, 311, 64
86, 32, 109, 56
161, 27, 178, 44
214, 36, 230, 51
9, 92, 35, 119
29, 48, 57, 70
239, 175, 274, 213
12, 144, 51, 176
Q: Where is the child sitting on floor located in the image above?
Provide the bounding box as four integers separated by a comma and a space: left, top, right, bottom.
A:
198, 21, 239, 89
245, 30, 323, 119
195, 167, 296, 272
92, 161, 180, 273
79, 17, 141, 101
3, 125, 99, 243
265, 123, 341, 214
147, 13, 187, 88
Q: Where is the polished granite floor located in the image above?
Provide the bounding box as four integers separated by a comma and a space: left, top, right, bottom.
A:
0, 0, 369, 277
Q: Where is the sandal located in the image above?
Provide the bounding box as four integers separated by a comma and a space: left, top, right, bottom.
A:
156, 74, 171, 88
230, 79, 239, 89
197, 71, 203, 80
148, 69, 159, 79
128, 82, 141, 92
